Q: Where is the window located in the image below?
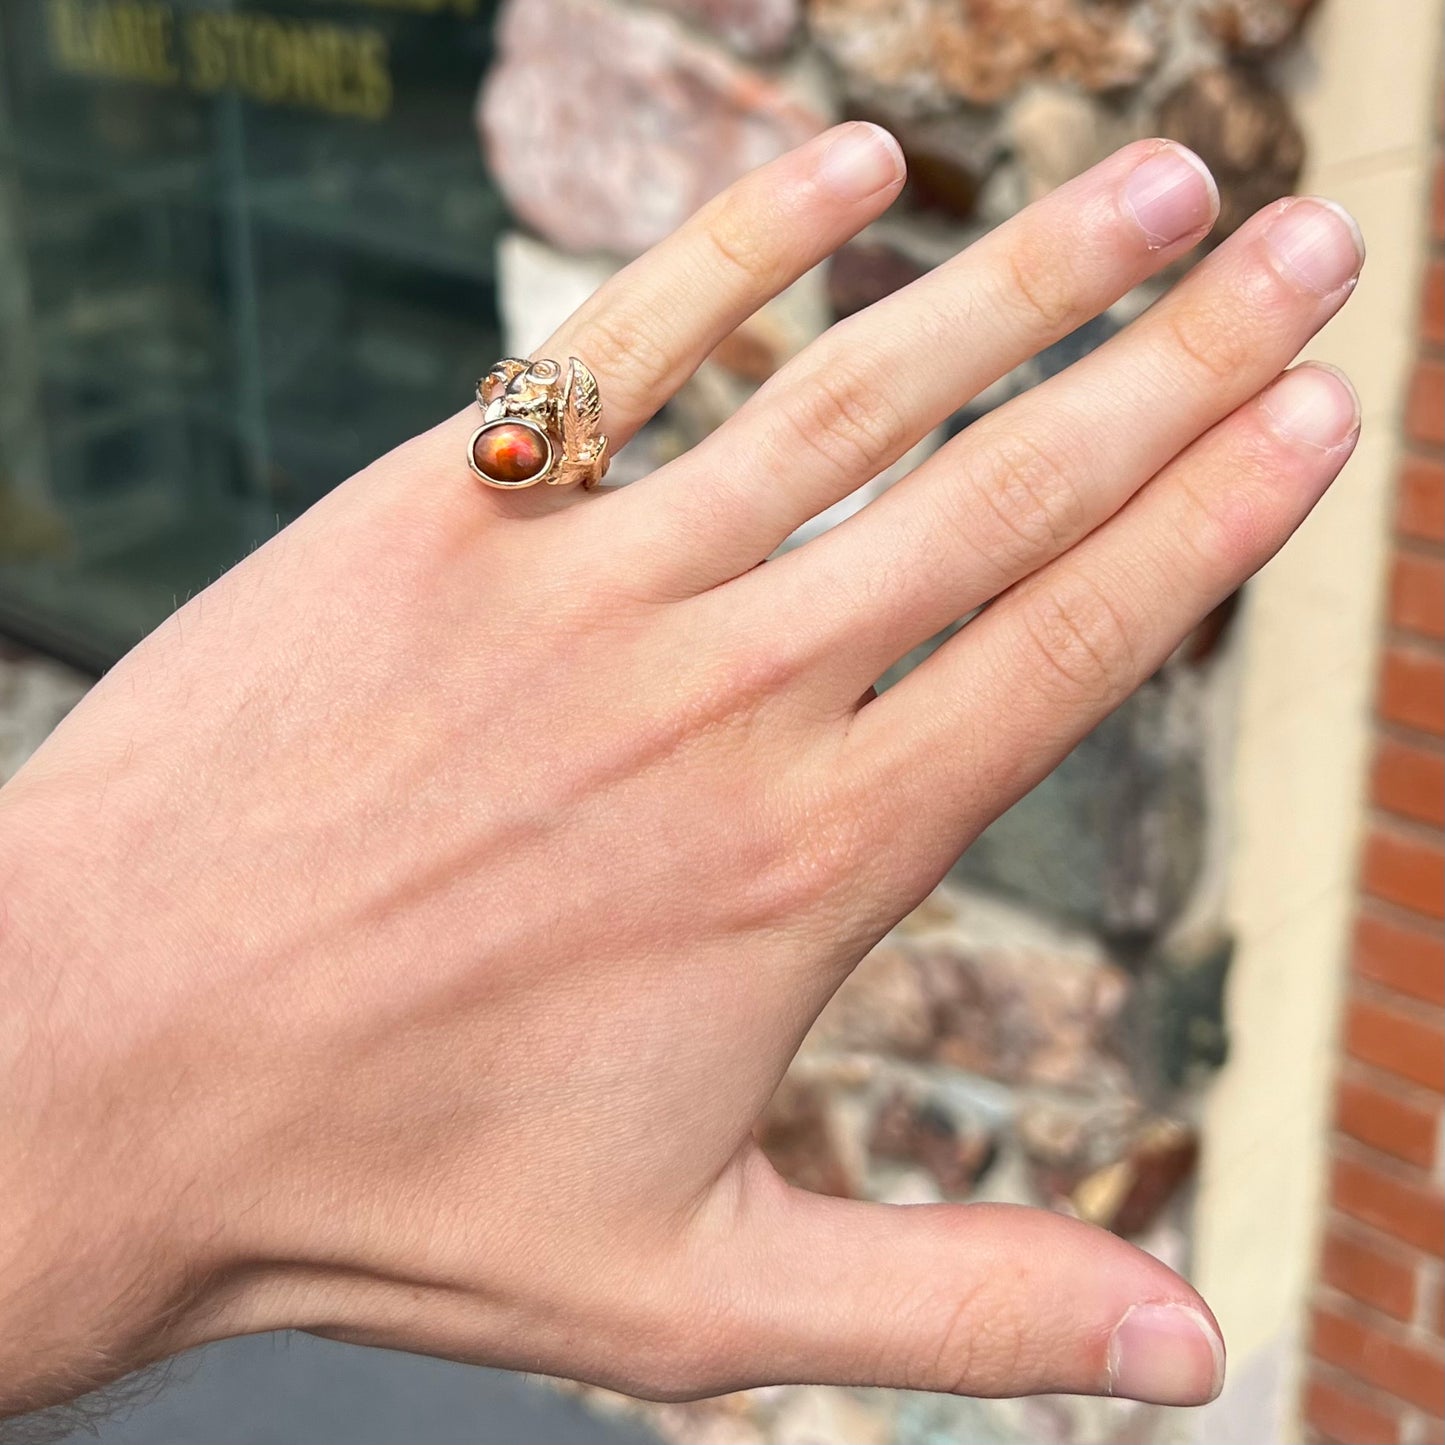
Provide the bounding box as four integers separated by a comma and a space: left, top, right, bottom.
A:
0, 0, 503, 667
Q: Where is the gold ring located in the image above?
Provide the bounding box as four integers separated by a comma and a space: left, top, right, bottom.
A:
467, 356, 610, 490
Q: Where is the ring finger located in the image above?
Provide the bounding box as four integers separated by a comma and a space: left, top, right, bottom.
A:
408, 123, 906, 507
753, 193, 1364, 701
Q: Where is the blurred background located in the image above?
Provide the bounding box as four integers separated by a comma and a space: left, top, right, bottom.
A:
0, 1, 1439, 1442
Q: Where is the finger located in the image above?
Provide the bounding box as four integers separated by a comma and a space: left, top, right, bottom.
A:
849, 363, 1360, 884
761, 195, 1364, 699
713, 1179, 1224, 1403
620, 139, 1219, 590
405, 123, 904, 511
543, 121, 904, 445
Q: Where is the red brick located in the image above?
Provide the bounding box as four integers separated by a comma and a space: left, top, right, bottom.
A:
1345, 994, 1445, 1091
1312, 1305, 1445, 1413
1398, 457, 1445, 544
1362, 828, 1445, 920
1337, 1072, 1440, 1167
1410, 360, 1445, 449
1332, 1154, 1445, 1255
1304, 1372, 1401, 1443
1321, 1227, 1418, 1320
1354, 913, 1445, 1007
1372, 738, 1445, 828
1380, 646, 1445, 736
1391, 552, 1445, 641
1426, 258, 1445, 349
1427, 1267, 1444, 1337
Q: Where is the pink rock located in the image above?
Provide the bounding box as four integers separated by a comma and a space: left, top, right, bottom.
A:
479, 0, 823, 257
826, 241, 928, 319
808, 0, 1163, 112
920, 940, 1131, 1088
810, 944, 936, 1058
1200, 0, 1320, 51
755, 1076, 854, 1198
651, 0, 801, 57
814, 895, 1132, 1089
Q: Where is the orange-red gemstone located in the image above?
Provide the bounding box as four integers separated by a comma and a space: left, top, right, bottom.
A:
472, 422, 548, 484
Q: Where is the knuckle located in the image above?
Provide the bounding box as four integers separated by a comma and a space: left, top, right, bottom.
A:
1004, 241, 1085, 335
1157, 298, 1244, 385
1017, 573, 1137, 705
789, 347, 905, 484
615, 1261, 743, 1402
969, 428, 1083, 569
578, 297, 676, 399
624, 1340, 726, 1402
932, 1297, 1030, 1396
1158, 255, 1300, 388
1173, 447, 1274, 572
699, 189, 785, 293
732, 779, 870, 927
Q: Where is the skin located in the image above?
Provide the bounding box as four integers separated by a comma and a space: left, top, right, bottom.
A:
0, 125, 1363, 1422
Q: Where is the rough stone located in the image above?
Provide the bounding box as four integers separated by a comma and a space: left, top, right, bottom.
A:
814, 887, 1132, 1089
1125, 931, 1233, 1093
920, 939, 1130, 1088
826, 241, 928, 319
710, 266, 830, 380
811, 944, 936, 1058
480, 0, 822, 256
951, 667, 1209, 943
1156, 67, 1306, 241
1070, 1117, 1199, 1236
755, 1076, 854, 1198
772, 1389, 894, 1445
1018, 1092, 1143, 1186
1200, 0, 1320, 52
1009, 83, 1142, 202
866, 1087, 997, 1196
652, 0, 802, 57
882, 106, 1005, 218
808, 0, 1164, 112
497, 233, 618, 358
709, 324, 783, 383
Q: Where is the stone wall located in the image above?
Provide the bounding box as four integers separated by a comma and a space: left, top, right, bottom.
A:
475, 1, 1319, 1442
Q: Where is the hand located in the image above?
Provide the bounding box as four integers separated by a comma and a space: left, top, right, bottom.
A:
0, 123, 1362, 1420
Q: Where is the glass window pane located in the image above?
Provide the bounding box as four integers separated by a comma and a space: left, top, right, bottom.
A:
0, 0, 503, 667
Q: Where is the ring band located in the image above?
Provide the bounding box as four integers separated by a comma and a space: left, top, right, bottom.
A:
467, 356, 610, 490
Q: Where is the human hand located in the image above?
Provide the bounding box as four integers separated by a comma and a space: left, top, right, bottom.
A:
0, 123, 1362, 1420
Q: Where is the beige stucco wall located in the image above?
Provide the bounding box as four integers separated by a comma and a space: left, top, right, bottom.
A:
1192, 4, 1444, 1441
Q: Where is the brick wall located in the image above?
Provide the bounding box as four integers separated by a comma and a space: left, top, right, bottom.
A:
1302, 123, 1445, 1445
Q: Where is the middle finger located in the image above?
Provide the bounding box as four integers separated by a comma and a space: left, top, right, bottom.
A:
622, 139, 1219, 591
756, 192, 1364, 700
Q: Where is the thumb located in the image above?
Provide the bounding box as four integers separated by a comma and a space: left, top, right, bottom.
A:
718, 1179, 1225, 1406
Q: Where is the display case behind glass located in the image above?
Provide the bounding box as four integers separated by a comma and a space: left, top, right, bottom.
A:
0, 0, 504, 667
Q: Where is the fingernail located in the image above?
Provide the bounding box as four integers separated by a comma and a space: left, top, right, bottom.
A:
1108, 1304, 1226, 1406
1261, 364, 1361, 450
816, 122, 905, 202
1123, 143, 1218, 248
1266, 198, 1365, 295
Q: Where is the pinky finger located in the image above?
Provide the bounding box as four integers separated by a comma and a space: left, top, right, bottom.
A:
852, 363, 1361, 864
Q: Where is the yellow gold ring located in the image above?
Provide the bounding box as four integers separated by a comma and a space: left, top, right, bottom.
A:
467, 356, 610, 490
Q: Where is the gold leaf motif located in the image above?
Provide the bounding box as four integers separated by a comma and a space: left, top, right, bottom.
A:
472, 354, 609, 488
